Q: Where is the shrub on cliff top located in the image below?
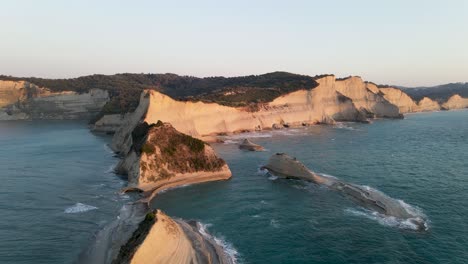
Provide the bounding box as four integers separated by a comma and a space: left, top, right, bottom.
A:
141, 143, 156, 154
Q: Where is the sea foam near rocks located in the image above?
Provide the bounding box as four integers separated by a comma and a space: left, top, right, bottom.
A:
197, 222, 240, 264
64, 203, 98, 214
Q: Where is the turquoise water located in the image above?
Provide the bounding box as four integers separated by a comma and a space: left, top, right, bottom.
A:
1, 111, 468, 263
151, 110, 468, 264
0, 121, 127, 264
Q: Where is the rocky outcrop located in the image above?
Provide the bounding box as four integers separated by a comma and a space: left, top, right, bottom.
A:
0, 80, 109, 120
380, 87, 418, 113
442, 94, 468, 110
239, 139, 264, 151
115, 121, 231, 201
262, 153, 428, 231
92, 114, 127, 134
416, 97, 441, 112
113, 210, 234, 264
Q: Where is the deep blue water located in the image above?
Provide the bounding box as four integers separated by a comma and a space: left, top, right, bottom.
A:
1, 111, 468, 263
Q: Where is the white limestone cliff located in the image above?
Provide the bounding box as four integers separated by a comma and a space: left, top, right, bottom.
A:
0, 80, 109, 120
442, 94, 468, 110
380, 87, 418, 113
416, 97, 441, 112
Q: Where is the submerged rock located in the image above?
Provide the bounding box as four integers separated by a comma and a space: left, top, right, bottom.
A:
238, 139, 264, 151
262, 153, 428, 231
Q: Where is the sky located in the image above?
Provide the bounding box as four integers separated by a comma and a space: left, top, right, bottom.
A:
0, 0, 467, 86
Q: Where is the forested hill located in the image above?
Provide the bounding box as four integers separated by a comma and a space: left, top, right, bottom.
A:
0, 72, 318, 114
402, 83, 468, 102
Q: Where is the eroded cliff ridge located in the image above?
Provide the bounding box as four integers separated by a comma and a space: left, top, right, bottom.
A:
0, 80, 109, 120
114, 121, 231, 200
112, 210, 234, 264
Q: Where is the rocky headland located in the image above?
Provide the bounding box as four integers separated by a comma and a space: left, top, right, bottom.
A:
113, 121, 231, 202
0, 80, 109, 120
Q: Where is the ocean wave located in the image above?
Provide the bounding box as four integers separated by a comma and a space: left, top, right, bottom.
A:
223, 131, 272, 140
223, 139, 239, 144
345, 206, 428, 231
334, 122, 357, 130
197, 222, 240, 264
64, 203, 98, 214
268, 175, 278, 181
257, 167, 269, 176
103, 144, 114, 154
105, 164, 115, 174
270, 219, 280, 228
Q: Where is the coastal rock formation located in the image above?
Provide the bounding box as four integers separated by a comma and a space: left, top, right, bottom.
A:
0, 80, 109, 120
262, 153, 428, 231
442, 94, 468, 110
112, 75, 406, 149
115, 121, 231, 201
113, 210, 234, 264
79, 204, 233, 264
416, 97, 441, 112
380, 87, 418, 113
329, 77, 401, 118
92, 114, 127, 133
239, 139, 264, 151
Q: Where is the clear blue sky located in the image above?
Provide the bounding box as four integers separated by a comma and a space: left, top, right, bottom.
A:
0, 0, 466, 86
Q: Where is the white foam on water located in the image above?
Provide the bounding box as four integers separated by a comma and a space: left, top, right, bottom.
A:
198, 222, 240, 264
345, 207, 428, 231
268, 175, 278, 181
223, 131, 272, 140
119, 194, 131, 200
163, 184, 191, 193
334, 122, 357, 130
103, 144, 114, 154
270, 219, 280, 228
257, 167, 269, 176
223, 139, 239, 145
64, 203, 98, 214
105, 165, 115, 174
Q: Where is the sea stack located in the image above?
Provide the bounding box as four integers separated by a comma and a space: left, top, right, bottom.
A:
239, 138, 264, 151
115, 121, 232, 202
262, 153, 428, 231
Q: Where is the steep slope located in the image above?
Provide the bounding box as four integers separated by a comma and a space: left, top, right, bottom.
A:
416, 97, 441, 112
331, 77, 400, 118
379, 87, 418, 113
113, 210, 234, 264
442, 94, 468, 110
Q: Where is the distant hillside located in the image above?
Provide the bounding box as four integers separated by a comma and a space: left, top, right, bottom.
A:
402, 83, 468, 102
0, 72, 318, 114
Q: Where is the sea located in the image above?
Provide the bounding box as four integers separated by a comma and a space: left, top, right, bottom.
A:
1, 110, 467, 264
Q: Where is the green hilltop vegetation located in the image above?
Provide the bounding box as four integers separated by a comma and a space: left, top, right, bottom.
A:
0, 72, 318, 115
